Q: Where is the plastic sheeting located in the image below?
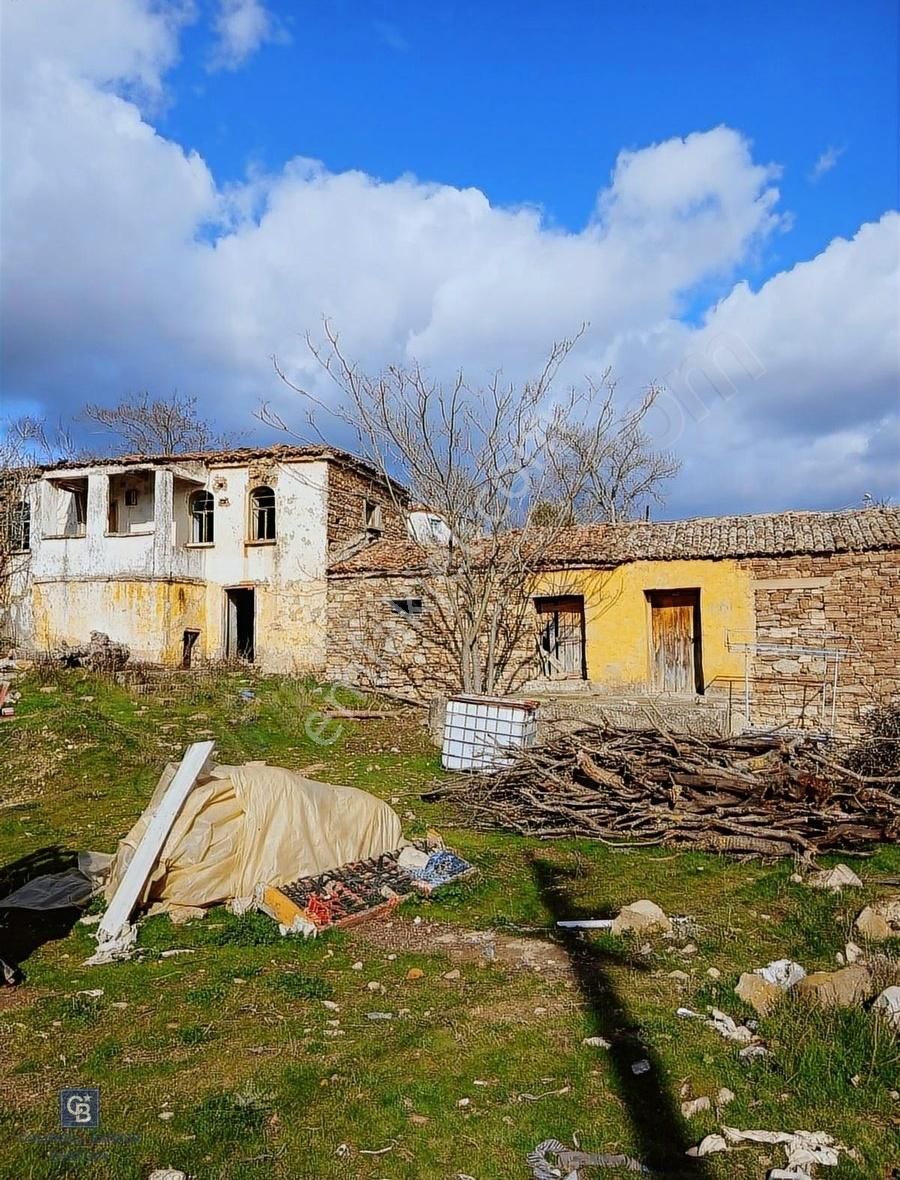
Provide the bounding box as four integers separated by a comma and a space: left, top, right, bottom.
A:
103, 762, 404, 912
0, 852, 113, 910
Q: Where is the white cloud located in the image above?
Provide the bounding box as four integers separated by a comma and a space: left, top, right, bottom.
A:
0, 2, 897, 514
810, 144, 845, 182
207, 0, 284, 71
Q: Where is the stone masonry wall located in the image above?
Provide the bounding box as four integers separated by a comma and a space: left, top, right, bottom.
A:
739, 550, 900, 734
326, 464, 407, 560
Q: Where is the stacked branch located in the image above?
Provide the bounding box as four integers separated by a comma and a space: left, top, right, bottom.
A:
427, 723, 900, 858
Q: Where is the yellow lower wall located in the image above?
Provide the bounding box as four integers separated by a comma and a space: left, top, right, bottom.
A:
33, 579, 206, 664
531, 559, 755, 692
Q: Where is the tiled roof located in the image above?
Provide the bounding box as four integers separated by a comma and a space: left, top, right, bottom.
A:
328, 508, 900, 575
41, 444, 409, 497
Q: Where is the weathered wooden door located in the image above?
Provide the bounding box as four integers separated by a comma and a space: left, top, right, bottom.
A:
535, 596, 586, 679
649, 590, 702, 693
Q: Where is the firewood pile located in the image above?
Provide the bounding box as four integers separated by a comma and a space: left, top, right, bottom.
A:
427, 722, 900, 858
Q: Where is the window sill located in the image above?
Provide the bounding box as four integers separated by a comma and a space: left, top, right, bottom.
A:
245, 538, 276, 547
184, 542, 214, 549
42, 533, 86, 540
105, 531, 155, 539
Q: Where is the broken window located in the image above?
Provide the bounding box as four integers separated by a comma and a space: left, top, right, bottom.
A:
107, 471, 154, 535
8, 500, 30, 551
249, 485, 276, 541
535, 596, 586, 679
189, 490, 215, 544
389, 597, 423, 618
364, 499, 383, 537
46, 478, 88, 537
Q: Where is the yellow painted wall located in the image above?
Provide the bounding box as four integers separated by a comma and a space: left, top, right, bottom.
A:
32, 579, 206, 663
531, 559, 755, 691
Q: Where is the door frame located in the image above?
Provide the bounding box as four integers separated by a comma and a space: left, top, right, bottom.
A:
645, 588, 704, 694
224, 586, 256, 662
534, 594, 587, 680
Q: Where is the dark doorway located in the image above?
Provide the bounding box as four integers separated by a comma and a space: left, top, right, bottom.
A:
647, 588, 703, 694
535, 595, 586, 679
181, 629, 200, 669
225, 588, 255, 662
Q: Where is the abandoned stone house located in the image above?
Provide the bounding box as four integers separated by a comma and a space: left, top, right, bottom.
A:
327, 507, 900, 735
5, 445, 410, 672
5, 444, 898, 735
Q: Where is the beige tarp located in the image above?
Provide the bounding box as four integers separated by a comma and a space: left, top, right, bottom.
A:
104, 762, 404, 911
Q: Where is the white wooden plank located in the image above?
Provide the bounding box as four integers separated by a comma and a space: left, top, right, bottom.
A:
96, 741, 215, 943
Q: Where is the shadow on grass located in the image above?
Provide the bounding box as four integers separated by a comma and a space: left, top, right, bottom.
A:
0, 846, 83, 983
531, 855, 709, 1177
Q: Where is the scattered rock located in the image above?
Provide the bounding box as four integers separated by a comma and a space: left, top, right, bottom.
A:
716, 1087, 735, 1107
871, 986, 900, 1032
582, 1036, 611, 1048
794, 964, 874, 1009
855, 899, 900, 941
366, 1011, 393, 1021
668, 970, 690, 983
148, 1171, 186, 1180
408, 1113, 429, 1125
611, 899, 672, 937
456, 1097, 471, 1107
707, 967, 721, 980
322, 1000, 340, 1011
735, 972, 782, 1016
631, 1059, 651, 1075
844, 941, 864, 964
681, 1095, 711, 1118
680, 943, 698, 956
806, 864, 863, 890
443, 969, 460, 980
157, 1111, 174, 1121
351, 961, 363, 970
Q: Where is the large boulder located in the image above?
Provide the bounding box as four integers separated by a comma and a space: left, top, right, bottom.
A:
611, 899, 672, 937
806, 864, 863, 891
793, 965, 875, 1009
855, 898, 900, 942
735, 972, 782, 1016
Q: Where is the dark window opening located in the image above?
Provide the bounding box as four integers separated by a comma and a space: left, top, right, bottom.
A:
225, 588, 255, 661
190, 489, 215, 544
182, 629, 200, 669
9, 500, 30, 552
249, 485, 276, 541
389, 597, 423, 618
647, 588, 704, 695
364, 499, 383, 537
535, 595, 586, 679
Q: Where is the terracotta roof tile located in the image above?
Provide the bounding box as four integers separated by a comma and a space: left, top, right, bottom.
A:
329, 507, 900, 575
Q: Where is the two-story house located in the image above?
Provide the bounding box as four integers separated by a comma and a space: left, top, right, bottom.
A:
9, 444, 409, 672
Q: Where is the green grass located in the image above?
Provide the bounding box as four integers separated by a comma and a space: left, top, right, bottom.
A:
2, 668, 899, 1178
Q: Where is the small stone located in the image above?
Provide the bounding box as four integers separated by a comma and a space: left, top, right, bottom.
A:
735, 972, 783, 1016
668, 970, 690, 983
806, 864, 863, 891
611, 900, 672, 937
39, 686, 58, 693
409, 1114, 429, 1125
406, 968, 424, 981
716, 1087, 735, 1106
158, 1111, 175, 1121
366, 1012, 393, 1021
680, 943, 698, 956
351, 961, 363, 971
680, 1095, 711, 1118
456, 1097, 470, 1107
794, 964, 874, 1009
111, 1001, 129, 1009
366, 981, 383, 992
322, 1000, 340, 1011
443, 969, 460, 980
872, 986, 900, 1032
149, 1170, 186, 1180
631, 1059, 651, 1075
706, 968, 721, 980
582, 1036, 611, 1048
845, 941, 864, 964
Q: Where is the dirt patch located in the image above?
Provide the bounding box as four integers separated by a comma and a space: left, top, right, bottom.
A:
351, 916, 574, 978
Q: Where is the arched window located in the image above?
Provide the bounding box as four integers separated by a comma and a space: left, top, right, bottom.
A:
190, 490, 214, 544
249, 485, 276, 541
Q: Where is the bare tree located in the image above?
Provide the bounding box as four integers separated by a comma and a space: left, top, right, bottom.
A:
263, 323, 677, 694
83, 392, 235, 455
0, 418, 74, 647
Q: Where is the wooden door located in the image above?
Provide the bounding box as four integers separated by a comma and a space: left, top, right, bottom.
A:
535, 596, 586, 679
649, 590, 702, 694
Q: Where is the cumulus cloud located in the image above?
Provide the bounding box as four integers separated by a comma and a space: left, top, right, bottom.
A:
207, 0, 284, 71
809, 144, 845, 182
0, 1, 897, 514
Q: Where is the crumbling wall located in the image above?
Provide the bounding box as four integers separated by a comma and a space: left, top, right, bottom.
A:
326, 464, 407, 560
740, 550, 900, 734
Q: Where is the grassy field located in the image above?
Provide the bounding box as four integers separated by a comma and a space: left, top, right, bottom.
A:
1, 668, 898, 1179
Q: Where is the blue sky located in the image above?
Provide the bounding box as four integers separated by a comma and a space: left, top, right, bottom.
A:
162, 0, 897, 279
1, 0, 898, 514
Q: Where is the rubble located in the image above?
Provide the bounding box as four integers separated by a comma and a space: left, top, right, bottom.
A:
53, 630, 130, 672
610, 899, 672, 936
793, 965, 875, 1009
854, 898, 900, 941
428, 723, 900, 856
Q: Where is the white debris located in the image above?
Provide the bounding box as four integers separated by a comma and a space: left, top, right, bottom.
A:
76, 989, 104, 998
755, 959, 807, 989
687, 1127, 848, 1171
148, 1170, 186, 1180
582, 1036, 611, 1048
278, 915, 317, 938
631, 1059, 651, 1075
872, 986, 900, 1032
739, 1044, 770, 1061
681, 1096, 711, 1118
716, 1088, 736, 1107
84, 922, 136, 966
706, 1008, 754, 1044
